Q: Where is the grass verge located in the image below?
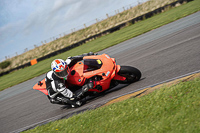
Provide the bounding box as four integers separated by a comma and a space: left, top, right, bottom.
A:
0, 0, 178, 71
0, 0, 200, 91
24, 77, 200, 133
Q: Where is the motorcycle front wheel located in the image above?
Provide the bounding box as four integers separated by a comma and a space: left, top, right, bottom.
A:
117, 66, 141, 83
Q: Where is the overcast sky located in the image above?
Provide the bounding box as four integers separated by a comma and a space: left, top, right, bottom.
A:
0, 0, 147, 61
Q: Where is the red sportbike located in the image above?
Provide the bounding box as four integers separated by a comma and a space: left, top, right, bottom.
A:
33, 54, 141, 102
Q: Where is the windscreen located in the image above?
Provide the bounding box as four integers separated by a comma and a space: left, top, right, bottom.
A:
83, 59, 102, 72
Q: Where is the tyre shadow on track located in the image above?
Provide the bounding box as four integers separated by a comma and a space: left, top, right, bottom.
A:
61, 78, 145, 109
60, 84, 129, 109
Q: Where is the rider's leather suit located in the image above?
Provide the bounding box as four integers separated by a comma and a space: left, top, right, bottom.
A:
45, 52, 94, 106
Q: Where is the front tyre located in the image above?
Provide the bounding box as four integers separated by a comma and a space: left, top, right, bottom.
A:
118, 66, 141, 83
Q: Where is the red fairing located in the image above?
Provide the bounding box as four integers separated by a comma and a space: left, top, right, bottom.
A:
33, 54, 128, 95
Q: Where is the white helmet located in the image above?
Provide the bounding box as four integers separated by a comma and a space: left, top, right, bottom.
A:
51, 59, 69, 79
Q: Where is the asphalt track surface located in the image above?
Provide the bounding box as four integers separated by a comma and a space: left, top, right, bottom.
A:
0, 12, 200, 133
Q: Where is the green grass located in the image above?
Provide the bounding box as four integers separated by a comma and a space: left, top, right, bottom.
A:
0, 0, 200, 91
24, 77, 200, 133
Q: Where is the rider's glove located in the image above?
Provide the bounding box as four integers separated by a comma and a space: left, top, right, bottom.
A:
75, 82, 94, 99
82, 82, 94, 92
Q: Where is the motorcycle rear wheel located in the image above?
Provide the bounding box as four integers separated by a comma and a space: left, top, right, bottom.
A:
117, 66, 141, 83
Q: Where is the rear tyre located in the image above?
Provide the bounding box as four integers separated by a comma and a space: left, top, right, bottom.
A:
117, 66, 141, 83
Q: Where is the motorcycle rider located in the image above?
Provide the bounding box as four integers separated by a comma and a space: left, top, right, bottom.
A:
45, 52, 95, 107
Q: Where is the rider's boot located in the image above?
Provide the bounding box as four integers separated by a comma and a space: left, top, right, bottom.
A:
57, 97, 82, 107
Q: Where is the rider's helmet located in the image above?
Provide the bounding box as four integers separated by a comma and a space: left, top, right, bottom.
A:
51, 59, 69, 80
